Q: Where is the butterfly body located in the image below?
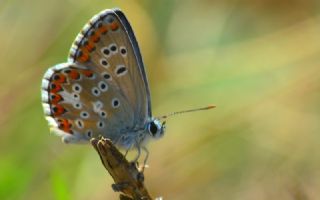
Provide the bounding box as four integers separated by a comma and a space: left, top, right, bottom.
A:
41, 8, 165, 149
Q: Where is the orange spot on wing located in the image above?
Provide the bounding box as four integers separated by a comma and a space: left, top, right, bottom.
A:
91, 33, 100, 43
58, 119, 73, 134
81, 69, 93, 78
69, 69, 80, 80
50, 83, 63, 93
77, 46, 91, 62
52, 73, 66, 84
52, 104, 66, 116
50, 93, 63, 104
85, 41, 95, 52
78, 53, 90, 62
110, 22, 119, 31
100, 25, 108, 34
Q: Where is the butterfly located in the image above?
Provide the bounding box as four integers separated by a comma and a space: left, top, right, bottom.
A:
41, 8, 214, 160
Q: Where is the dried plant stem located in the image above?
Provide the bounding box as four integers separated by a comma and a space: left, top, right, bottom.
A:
91, 137, 153, 200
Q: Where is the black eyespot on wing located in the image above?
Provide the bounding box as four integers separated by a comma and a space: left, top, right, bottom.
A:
110, 45, 117, 52
100, 122, 103, 127
116, 66, 127, 76
101, 60, 108, 66
74, 85, 80, 91
77, 120, 84, 128
120, 47, 127, 55
112, 98, 120, 108
80, 111, 89, 118
103, 73, 111, 80
92, 87, 100, 96
100, 111, 106, 118
100, 83, 106, 89
103, 48, 110, 55
73, 93, 79, 99
87, 130, 92, 137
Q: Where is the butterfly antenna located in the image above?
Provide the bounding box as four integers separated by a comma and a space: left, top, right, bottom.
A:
158, 105, 216, 119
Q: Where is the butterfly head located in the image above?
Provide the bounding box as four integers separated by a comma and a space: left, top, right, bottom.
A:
147, 119, 165, 139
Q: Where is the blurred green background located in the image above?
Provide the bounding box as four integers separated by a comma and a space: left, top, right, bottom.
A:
1, 0, 320, 199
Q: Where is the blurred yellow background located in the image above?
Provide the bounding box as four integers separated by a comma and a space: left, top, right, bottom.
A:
1, 0, 320, 199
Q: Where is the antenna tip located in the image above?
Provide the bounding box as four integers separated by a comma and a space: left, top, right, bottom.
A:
207, 105, 216, 109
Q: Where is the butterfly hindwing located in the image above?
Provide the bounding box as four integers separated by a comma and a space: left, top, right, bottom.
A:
41, 9, 151, 145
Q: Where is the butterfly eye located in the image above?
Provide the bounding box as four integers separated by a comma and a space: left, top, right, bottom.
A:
148, 122, 158, 136
147, 120, 165, 138
148, 121, 160, 137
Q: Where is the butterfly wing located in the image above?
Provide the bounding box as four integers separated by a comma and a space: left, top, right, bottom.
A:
41, 9, 151, 145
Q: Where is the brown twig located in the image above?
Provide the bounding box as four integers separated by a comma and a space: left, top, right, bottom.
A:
91, 137, 153, 200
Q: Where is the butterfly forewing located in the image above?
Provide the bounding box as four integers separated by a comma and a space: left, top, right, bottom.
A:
41, 9, 151, 144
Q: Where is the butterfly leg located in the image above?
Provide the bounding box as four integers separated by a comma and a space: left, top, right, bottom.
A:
141, 146, 149, 172
133, 145, 141, 163
115, 135, 132, 159
134, 145, 148, 182
124, 148, 130, 158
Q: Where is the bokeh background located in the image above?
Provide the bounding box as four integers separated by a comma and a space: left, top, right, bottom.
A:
1, 0, 320, 199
